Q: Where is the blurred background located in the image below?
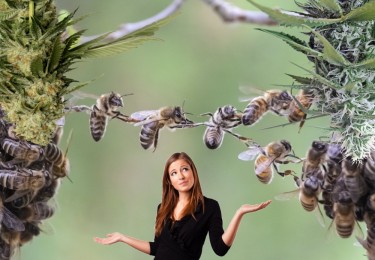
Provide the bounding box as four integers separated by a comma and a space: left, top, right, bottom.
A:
21, 0, 365, 259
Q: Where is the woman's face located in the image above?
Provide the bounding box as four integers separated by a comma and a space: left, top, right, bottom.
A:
168, 159, 195, 193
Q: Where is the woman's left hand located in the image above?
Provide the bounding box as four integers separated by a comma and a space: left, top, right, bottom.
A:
238, 200, 272, 215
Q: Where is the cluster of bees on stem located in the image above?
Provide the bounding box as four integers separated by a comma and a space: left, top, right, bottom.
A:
0, 111, 68, 259
239, 138, 375, 258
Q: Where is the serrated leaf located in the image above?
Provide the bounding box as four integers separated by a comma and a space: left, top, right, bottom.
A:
30, 57, 44, 77
83, 36, 160, 58
66, 32, 111, 58
286, 74, 313, 84
247, 0, 341, 27
30, 17, 42, 39
354, 57, 375, 69
309, 27, 350, 66
0, 9, 18, 21
291, 62, 341, 89
40, 9, 77, 42
257, 28, 321, 57
343, 1, 375, 21
60, 81, 92, 96
46, 37, 63, 73
61, 29, 86, 59
319, 0, 343, 16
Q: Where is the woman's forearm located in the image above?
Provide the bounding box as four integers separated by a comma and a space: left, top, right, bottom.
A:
222, 200, 272, 246
222, 210, 243, 246
121, 235, 151, 254
94, 232, 151, 254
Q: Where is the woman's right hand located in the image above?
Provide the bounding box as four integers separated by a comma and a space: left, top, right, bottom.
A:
94, 232, 125, 245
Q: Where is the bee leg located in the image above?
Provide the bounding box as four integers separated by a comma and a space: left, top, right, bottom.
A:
273, 164, 287, 177
200, 112, 213, 117
152, 129, 160, 153
112, 112, 131, 122
64, 105, 92, 114
298, 114, 307, 133
223, 129, 252, 144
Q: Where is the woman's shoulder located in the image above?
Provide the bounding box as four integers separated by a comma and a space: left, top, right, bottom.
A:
203, 196, 220, 209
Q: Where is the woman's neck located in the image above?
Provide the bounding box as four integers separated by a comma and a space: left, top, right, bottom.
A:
178, 192, 190, 204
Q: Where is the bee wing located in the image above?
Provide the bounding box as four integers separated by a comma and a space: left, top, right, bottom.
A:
238, 85, 268, 102
71, 90, 99, 100
65, 90, 98, 107
314, 204, 326, 228
4, 190, 31, 203
131, 110, 159, 126
238, 147, 261, 161
2, 206, 25, 231
274, 189, 299, 201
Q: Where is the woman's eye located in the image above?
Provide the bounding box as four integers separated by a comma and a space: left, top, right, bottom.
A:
182, 167, 189, 172
170, 172, 176, 176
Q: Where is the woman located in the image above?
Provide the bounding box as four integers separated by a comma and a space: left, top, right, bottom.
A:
94, 152, 271, 259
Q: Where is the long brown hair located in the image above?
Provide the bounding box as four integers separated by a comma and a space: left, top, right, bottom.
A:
155, 152, 204, 236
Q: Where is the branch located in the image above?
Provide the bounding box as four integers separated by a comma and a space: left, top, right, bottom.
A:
81, 0, 277, 43
80, 0, 186, 43
201, 0, 277, 25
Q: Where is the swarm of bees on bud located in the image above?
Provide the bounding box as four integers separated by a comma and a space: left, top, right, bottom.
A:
0, 113, 67, 259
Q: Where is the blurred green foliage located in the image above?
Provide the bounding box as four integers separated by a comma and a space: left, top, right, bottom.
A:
21, 1, 365, 259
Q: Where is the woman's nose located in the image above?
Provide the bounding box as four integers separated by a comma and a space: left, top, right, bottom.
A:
178, 171, 185, 179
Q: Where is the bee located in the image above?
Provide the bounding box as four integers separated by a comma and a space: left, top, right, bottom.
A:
320, 143, 343, 219
1, 138, 43, 167
196, 105, 248, 149
302, 140, 328, 177
44, 143, 70, 180
364, 150, 375, 189
297, 174, 323, 212
131, 106, 194, 151
342, 157, 367, 203
288, 89, 314, 132
238, 140, 299, 184
66, 92, 134, 142
322, 143, 342, 189
276, 175, 325, 226
241, 89, 292, 126
332, 189, 356, 238
0, 168, 46, 191
0, 197, 25, 232
16, 202, 55, 222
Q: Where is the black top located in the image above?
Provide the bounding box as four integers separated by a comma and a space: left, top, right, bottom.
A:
149, 197, 230, 260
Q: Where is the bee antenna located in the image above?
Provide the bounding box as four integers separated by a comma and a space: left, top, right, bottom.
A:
121, 93, 134, 97
66, 175, 73, 183
181, 100, 186, 110
64, 129, 74, 157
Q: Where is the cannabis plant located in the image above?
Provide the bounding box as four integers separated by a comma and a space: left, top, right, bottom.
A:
0, 0, 170, 258
247, 0, 375, 258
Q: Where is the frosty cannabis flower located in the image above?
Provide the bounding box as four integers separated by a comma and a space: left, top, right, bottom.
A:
248, 0, 375, 161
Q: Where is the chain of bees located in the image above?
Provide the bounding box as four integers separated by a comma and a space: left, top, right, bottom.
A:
0, 88, 373, 258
